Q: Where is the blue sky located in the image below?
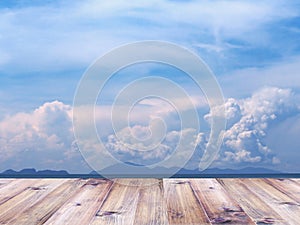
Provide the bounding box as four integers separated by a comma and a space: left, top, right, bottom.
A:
0, 0, 300, 173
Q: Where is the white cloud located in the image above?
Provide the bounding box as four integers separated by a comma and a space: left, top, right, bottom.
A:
86, 95, 204, 137
224, 150, 261, 163
105, 126, 197, 167
265, 113, 300, 172
0, 86, 299, 172
0, 101, 89, 173
220, 56, 300, 97
0, 0, 297, 72
0, 95, 199, 171
205, 86, 299, 168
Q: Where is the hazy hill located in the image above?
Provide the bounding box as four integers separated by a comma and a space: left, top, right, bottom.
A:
1, 166, 282, 178
1, 168, 69, 175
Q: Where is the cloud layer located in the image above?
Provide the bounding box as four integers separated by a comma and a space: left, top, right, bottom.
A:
0, 86, 299, 172
205, 86, 299, 169
0, 0, 298, 73
0, 101, 89, 173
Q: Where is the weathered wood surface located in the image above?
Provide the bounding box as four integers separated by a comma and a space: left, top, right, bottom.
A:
240, 179, 300, 225
190, 179, 254, 224
164, 179, 210, 224
0, 179, 66, 224
44, 179, 112, 225
10, 179, 86, 225
218, 178, 286, 224
0, 178, 298, 225
133, 179, 168, 225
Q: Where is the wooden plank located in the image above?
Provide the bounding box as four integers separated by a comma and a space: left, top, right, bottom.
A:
134, 179, 169, 225
240, 179, 300, 225
163, 179, 210, 225
0, 179, 14, 187
218, 178, 285, 224
0, 178, 298, 224
6, 179, 87, 225
90, 179, 143, 225
190, 178, 254, 224
0, 179, 67, 224
264, 178, 300, 203
0, 179, 40, 205
42, 179, 112, 225
291, 178, 300, 186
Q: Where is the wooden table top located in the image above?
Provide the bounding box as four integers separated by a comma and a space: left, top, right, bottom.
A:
0, 178, 299, 224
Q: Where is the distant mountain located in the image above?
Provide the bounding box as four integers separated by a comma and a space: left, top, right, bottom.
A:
1, 168, 69, 176
89, 164, 281, 178
0, 166, 284, 178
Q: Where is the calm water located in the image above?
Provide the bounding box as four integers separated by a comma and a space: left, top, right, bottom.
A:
0, 173, 299, 178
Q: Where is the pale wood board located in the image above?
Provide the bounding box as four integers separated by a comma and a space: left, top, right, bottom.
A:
0, 178, 299, 225
133, 179, 169, 225
218, 178, 286, 224
7, 179, 86, 225
0, 179, 66, 224
0, 179, 14, 187
240, 178, 300, 225
190, 178, 255, 224
90, 179, 143, 225
264, 178, 300, 203
163, 179, 211, 225
291, 178, 300, 185
43, 179, 112, 225
0, 179, 40, 205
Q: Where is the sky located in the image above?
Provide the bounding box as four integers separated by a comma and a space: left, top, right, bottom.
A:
0, 0, 300, 174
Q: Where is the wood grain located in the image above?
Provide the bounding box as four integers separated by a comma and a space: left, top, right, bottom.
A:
0, 179, 39, 206
241, 178, 300, 225
0, 178, 298, 225
291, 178, 300, 185
7, 179, 86, 225
43, 179, 113, 225
218, 178, 286, 224
190, 178, 254, 224
0, 179, 14, 187
134, 179, 168, 225
163, 179, 210, 225
0, 179, 66, 224
264, 178, 300, 203
90, 179, 143, 225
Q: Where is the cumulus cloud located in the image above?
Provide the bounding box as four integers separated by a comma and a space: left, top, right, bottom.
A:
0, 101, 71, 150
204, 86, 299, 168
0, 101, 89, 173
104, 126, 197, 167
0, 95, 199, 172
0, 86, 299, 172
